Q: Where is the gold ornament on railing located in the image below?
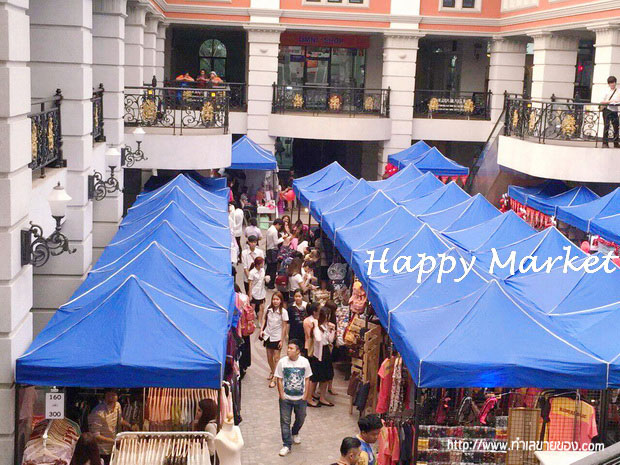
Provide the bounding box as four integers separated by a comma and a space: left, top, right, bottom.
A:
561, 114, 577, 137
364, 96, 375, 111
140, 99, 157, 123
528, 111, 537, 132
182, 90, 193, 101
93, 104, 99, 127
31, 120, 38, 161
512, 109, 519, 128
328, 94, 342, 111
47, 116, 55, 151
428, 98, 439, 112
464, 99, 475, 114
201, 101, 214, 123
292, 93, 304, 109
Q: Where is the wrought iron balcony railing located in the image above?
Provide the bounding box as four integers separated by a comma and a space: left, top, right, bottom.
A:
124, 85, 229, 135
163, 80, 246, 111
92, 83, 105, 142
504, 96, 613, 146
29, 90, 64, 176
413, 90, 492, 120
271, 84, 390, 117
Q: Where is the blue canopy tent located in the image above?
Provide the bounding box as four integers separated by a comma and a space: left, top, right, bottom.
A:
527, 186, 599, 217
508, 180, 567, 206
418, 194, 500, 232
74, 241, 234, 314
335, 206, 423, 264
95, 219, 230, 272
230, 136, 277, 170
400, 182, 470, 215
369, 163, 423, 190
320, 191, 396, 242
387, 141, 432, 168
387, 281, 608, 388
557, 188, 620, 231
116, 201, 231, 246
504, 255, 620, 315
293, 162, 357, 207
443, 210, 535, 252
16, 276, 228, 388
134, 174, 228, 209
474, 227, 587, 279
412, 147, 469, 177
309, 179, 376, 222
383, 172, 444, 203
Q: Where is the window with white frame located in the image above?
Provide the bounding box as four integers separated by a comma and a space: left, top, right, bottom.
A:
303, 0, 368, 6
440, 0, 481, 11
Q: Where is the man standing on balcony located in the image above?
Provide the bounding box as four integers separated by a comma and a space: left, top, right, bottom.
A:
601, 76, 620, 148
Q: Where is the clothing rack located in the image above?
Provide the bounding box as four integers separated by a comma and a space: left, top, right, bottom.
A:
111, 432, 215, 465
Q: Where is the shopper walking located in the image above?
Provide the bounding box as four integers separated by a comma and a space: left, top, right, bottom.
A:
70, 433, 101, 465
309, 307, 336, 407
356, 415, 383, 465
330, 437, 362, 465
260, 291, 289, 388
244, 217, 262, 242
266, 219, 285, 289
248, 257, 268, 324
288, 290, 307, 349
274, 339, 312, 457
241, 235, 264, 294
601, 76, 620, 148
232, 203, 244, 257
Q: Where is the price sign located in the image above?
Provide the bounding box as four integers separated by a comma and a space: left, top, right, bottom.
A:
45, 392, 65, 419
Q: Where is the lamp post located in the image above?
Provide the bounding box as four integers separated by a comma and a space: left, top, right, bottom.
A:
90, 147, 123, 201
121, 127, 147, 168
21, 182, 76, 267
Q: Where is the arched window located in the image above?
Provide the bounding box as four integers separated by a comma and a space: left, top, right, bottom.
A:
199, 39, 227, 78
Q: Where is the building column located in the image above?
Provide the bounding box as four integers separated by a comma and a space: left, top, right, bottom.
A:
488, 38, 527, 121
125, 1, 147, 87
92, 0, 126, 263
0, 0, 33, 460
245, 26, 284, 153
589, 25, 620, 104
29, 0, 94, 333
530, 32, 579, 100
156, 23, 167, 82
143, 14, 159, 85
381, 33, 421, 178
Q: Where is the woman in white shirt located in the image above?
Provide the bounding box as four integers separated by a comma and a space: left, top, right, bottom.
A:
247, 256, 268, 323
260, 291, 289, 388
309, 307, 336, 407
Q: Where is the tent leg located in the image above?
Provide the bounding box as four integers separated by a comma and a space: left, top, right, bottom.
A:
297, 202, 301, 223
600, 389, 609, 445
14, 384, 19, 465
412, 384, 420, 465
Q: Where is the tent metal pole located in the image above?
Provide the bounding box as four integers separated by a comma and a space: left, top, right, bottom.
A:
600, 389, 609, 444
297, 202, 301, 223
412, 383, 420, 465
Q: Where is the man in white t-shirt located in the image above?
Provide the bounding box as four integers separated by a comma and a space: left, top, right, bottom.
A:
601, 75, 620, 148
241, 235, 265, 294
274, 340, 312, 457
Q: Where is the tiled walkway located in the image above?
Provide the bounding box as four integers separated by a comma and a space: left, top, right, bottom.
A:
238, 331, 359, 465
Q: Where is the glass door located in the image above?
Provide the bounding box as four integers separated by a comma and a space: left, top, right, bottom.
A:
304, 47, 330, 110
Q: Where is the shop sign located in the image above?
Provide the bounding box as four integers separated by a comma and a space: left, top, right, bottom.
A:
45, 390, 65, 419
433, 98, 467, 113
281, 32, 370, 49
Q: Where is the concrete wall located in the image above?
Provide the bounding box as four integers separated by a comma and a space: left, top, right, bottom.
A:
498, 135, 620, 183
269, 114, 391, 141
412, 119, 494, 142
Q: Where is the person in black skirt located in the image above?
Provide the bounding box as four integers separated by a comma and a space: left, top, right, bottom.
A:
309, 307, 336, 407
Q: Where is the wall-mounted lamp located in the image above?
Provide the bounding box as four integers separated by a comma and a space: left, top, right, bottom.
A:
21, 183, 76, 267
89, 147, 123, 201
121, 127, 147, 168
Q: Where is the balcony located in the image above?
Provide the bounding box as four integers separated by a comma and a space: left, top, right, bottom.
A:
29, 90, 65, 177
413, 90, 491, 120
411, 90, 494, 142
92, 84, 105, 143
269, 84, 392, 141
498, 96, 620, 183
123, 84, 232, 170
124, 85, 230, 135
162, 80, 247, 112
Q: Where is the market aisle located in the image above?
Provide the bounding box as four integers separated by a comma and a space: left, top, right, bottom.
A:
239, 331, 359, 465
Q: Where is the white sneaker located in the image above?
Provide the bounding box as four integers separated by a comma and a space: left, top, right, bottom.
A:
279, 446, 291, 456
293, 435, 301, 444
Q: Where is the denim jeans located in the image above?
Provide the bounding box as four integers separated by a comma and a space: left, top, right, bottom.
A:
279, 398, 307, 448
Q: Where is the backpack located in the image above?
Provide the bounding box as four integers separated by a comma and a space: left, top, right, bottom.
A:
236, 294, 256, 337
